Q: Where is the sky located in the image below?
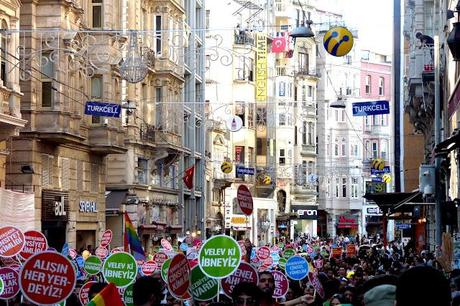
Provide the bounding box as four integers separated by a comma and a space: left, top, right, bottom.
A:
342, 0, 394, 55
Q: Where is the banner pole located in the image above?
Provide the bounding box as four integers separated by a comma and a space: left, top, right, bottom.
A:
217, 281, 220, 302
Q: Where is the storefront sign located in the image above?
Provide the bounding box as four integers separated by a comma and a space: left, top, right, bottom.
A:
256, 246, 270, 260
190, 266, 219, 301
336, 215, 359, 229
272, 270, 289, 298
226, 116, 243, 132
84, 101, 121, 117
221, 262, 258, 298
236, 165, 255, 176
141, 261, 157, 276
42, 191, 69, 221
102, 252, 137, 288
285, 256, 309, 281
352, 100, 390, 116
0, 226, 25, 258
293, 206, 318, 220
0, 267, 19, 300
256, 32, 268, 101
100, 230, 113, 247
231, 216, 249, 227
198, 235, 241, 279
19, 252, 76, 305
371, 166, 390, 175
366, 206, 382, 215
366, 181, 387, 194
79, 200, 97, 213
19, 231, 47, 260
79, 281, 97, 305
237, 185, 253, 216
84, 255, 102, 275
167, 253, 190, 297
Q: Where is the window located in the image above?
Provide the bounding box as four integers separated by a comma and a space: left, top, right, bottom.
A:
41, 53, 54, 107
326, 135, 331, 156
298, 52, 309, 72
308, 122, 314, 145
351, 144, 358, 157
248, 103, 254, 128
155, 15, 162, 55
381, 140, 388, 160
256, 138, 267, 155
60, 157, 70, 190
294, 126, 298, 145
335, 110, 339, 121
279, 113, 286, 126
0, 24, 6, 85
379, 77, 385, 95
256, 106, 266, 126
381, 114, 388, 126
341, 109, 346, 122
372, 141, 378, 159
335, 177, 340, 198
248, 147, 254, 166
302, 85, 307, 101
307, 161, 314, 177
341, 137, 346, 156
235, 146, 245, 163
365, 75, 371, 94
345, 55, 352, 65
351, 178, 359, 198
236, 57, 254, 81
137, 158, 148, 185
279, 81, 286, 96
91, 164, 99, 192
302, 161, 308, 183
155, 87, 163, 128
302, 121, 307, 145
307, 85, 313, 98
91, 75, 103, 123
235, 103, 246, 127
205, 10, 210, 29
91, 0, 103, 28
326, 178, 331, 198
279, 149, 286, 165
342, 177, 347, 198
334, 138, 339, 156
41, 154, 53, 187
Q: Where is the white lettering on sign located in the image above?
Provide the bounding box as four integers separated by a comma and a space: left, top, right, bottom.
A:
54, 198, 66, 216
297, 210, 317, 216
79, 201, 97, 213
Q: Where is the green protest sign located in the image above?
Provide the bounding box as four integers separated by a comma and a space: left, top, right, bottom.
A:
102, 252, 137, 287
0, 277, 3, 295
198, 235, 241, 279
283, 248, 296, 259
161, 258, 171, 282
279, 257, 287, 269
84, 255, 102, 275
190, 266, 219, 301
123, 283, 134, 306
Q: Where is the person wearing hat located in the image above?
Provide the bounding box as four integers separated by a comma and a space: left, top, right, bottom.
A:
364, 285, 396, 306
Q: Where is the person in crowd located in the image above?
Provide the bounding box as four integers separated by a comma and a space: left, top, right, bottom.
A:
258, 271, 276, 305
231, 282, 261, 306
133, 276, 163, 306
363, 284, 396, 306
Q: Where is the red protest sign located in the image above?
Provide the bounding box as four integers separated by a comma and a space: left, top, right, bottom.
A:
221, 262, 258, 298
272, 270, 289, 298
19, 231, 48, 260
78, 281, 97, 305
0, 267, 19, 299
256, 246, 270, 260
330, 247, 343, 259
95, 247, 109, 259
153, 252, 169, 266
0, 226, 25, 258
161, 238, 173, 251
308, 272, 325, 299
167, 253, 190, 297
346, 244, 357, 257
237, 240, 247, 258
19, 251, 77, 305
100, 230, 113, 248
141, 261, 158, 276
237, 185, 253, 215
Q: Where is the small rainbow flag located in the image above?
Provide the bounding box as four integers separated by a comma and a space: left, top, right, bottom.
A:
87, 283, 124, 306
124, 212, 146, 261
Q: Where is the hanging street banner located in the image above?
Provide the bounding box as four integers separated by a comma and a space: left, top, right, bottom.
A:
352, 100, 390, 116
102, 252, 137, 288
167, 253, 190, 298
79, 281, 97, 305
19, 231, 48, 260
84, 255, 102, 275
237, 185, 254, 216
371, 166, 391, 175
0, 267, 19, 300
19, 251, 76, 305
100, 229, 113, 248
84, 101, 121, 117
285, 256, 309, 281
198, 235, 241, 279
221, 262, 258, 298
190, 266, 219, 301
0, 226, 25, 258
256, 32, 268, 101
272, 270, 289, 298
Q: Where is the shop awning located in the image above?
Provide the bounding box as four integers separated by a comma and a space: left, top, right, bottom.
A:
434, 129, 460, 156
105, 190, 128, 212
363, 191, 433, 215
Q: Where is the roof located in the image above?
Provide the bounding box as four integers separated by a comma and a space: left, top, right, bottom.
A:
105, 190, 128, 211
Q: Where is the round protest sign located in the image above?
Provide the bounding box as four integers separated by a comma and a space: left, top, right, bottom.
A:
285, 256, 309, 281
102, 252, 137, 288
308, 272, 325, 299
78, 281, 97, 305
256, 246, 270, 260
161, 258, 171, 282
0, 226, 25, 258
279, 257, 287, 269
167, 253, 190, 298
0, 267, 19, 299
154, 252, 169, 266
69, 248, 78, 260
237, 240, 247, 258
19, 231, 48, 260
272, 270, 289, 298
141, 261, 157, 276
221, 262, 258, 298
123, 283, 134, 306
84, 255, 102, 275
237, 185, 253, 215
198, 235, 241, 279
19, 251, 76, 305
283, 248, 296, 259
95, 247, 109, 259
190, 266, 218, 301
100, 229, 113, 247
111, 247, 124, 254
161, 238, 173, 251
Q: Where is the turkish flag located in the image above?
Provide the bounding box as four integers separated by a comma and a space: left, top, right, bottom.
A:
183, 165, 195, 189
271, 37, 287, 53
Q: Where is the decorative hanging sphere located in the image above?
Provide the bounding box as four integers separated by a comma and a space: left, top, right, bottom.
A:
371, 158, 385, 171
323, 26, 354, 57
221, 161, 233, 174
382, 173, 392, 183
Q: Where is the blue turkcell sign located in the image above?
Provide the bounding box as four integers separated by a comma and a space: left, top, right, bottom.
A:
236, 165, 255, 176
285, 255, 309, 280
372, 177, 383, 182
371, 166, 391, 175
352, 100, 390, 116
396, 223, 411, 230
85, 101, 121, 117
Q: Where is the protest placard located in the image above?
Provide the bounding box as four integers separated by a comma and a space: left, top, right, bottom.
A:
102, 252, 137, 288
198, 235, 241, 279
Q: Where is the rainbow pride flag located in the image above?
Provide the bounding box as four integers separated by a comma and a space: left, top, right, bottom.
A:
124, 212, 146, 261
87, 283, 124, 306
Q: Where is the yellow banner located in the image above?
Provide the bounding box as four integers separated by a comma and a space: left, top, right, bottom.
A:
256, 33, 267, 101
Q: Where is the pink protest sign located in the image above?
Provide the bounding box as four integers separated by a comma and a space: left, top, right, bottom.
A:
272, 270, 289, 298
153, 252, 169, 266
100, 230, 113, 248
0, 267, 19, 299
141, 261, 158, 276
221, 262, 258, 298
256, 246, 270, 260
308, 271, 325, 299
161, 238, 173, 251
19, 231, 48, 260
95, 247, 109, 259
78, 281, 97, 305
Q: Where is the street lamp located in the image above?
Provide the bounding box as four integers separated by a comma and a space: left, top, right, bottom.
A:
329, 96, 346, 109
120, 32, 149, 83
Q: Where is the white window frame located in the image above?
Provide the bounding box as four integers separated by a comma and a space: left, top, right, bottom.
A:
342, 177, 347, 198
341, 137, 346, 157
90, 0, 103, 29
379, 77, 385, 96
351, 177, 359, 198
365, 75, 371, 94
154, 15, 163, 55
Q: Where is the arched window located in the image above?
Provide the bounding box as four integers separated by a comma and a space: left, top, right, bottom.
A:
1, 20, 8, 85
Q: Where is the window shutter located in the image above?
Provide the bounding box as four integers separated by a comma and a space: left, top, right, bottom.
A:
91, 164, 99, 193
41, 154, 49, 187
77, 160, 83, 191
61, 158, 70, 190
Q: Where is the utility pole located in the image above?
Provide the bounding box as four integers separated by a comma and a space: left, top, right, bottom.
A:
434, 35, 443, 247
393, 0, 402, 192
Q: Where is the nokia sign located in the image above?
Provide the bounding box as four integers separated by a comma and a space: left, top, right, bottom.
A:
293, 206, 318, 220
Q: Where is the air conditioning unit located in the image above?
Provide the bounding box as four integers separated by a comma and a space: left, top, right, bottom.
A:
419, 164, 435, 196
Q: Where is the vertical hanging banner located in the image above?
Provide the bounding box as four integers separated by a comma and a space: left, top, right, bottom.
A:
256, 33, 267, 101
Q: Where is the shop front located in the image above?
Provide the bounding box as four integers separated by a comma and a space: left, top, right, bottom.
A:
229, 215, 251, 241
41, 190, 69, 250
291, 205, 318, 238
336, 213, 360, 236
76, 198, 102, 252
363, 205, 383, 236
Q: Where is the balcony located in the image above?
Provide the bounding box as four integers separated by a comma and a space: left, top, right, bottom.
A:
300, 144, 316, 157
139, 123, 156, 147
292, 185, 317, 197
88, 125, 126, 154
295, 67, 319, 79
155, 130, 182, 152
234, 32, 254, 46
407, 46, 434, 95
